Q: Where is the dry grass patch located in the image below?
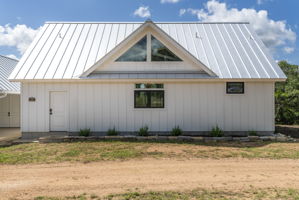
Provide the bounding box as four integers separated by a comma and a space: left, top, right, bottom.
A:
1, 141, 299, 164
34, 188, 299, 200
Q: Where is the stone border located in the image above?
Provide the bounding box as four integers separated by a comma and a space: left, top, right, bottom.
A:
37, 133, 295, 143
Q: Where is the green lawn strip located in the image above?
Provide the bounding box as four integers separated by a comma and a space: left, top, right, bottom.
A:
1, 141, 299, 164
34, 188, 299, 200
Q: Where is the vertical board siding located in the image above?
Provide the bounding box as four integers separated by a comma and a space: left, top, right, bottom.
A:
21, 82, 275, 132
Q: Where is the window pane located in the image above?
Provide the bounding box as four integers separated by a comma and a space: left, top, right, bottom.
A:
227, 82, 244, 94
152, 84, 164, 88
135, 91, 148, 107
135, 83, 164, 89
150, 91, 164, 108
116, 36, 147, 62
135, 83, 144, 89
151, 36, 182, 61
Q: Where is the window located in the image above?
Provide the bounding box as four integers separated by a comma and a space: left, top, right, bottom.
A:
226, 82, 244, 94
151, 36, 182, 61
135, 83, 163, 89
116, 36, 147, 62
134, 83, 164, 108
134, 91, 164, 108
116, 34, 182, 62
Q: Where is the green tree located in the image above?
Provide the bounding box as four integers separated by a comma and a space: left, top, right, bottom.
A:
275, 61, 299, 125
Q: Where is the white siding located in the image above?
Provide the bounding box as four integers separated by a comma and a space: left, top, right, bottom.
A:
95, 61, 201, 72
21, 81, 275, 133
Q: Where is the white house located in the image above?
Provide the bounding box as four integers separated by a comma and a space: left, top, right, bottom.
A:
9, 21, 286, 136
0, 55, 20, 127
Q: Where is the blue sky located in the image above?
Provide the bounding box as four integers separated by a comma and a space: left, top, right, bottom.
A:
0, 0, 298, 64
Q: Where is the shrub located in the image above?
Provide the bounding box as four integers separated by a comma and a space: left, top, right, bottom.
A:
210, 125, 223, 137
248, 130, 257, 136
107, 127, 119, 136
79, 128, 90, 137
138, 125, 149, 136
171, 126, 182, 136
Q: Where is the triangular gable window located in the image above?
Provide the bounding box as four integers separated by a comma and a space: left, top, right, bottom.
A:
116, 36, 147, 62
151, 36, 182, 61
116, 34, 182, 62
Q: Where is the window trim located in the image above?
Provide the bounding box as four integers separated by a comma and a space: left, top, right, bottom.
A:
226, 82, 245, 94
134, 90, 165, 109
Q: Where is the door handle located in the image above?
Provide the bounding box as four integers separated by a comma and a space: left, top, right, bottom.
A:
49, 108, 52, 115
8, 112, 10, 117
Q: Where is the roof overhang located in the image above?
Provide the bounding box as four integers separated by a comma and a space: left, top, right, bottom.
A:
10, 78, 286, 83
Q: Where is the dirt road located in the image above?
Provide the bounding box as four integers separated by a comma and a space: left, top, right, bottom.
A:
1, 158, 299, 199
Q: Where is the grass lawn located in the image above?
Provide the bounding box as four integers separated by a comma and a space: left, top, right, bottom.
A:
34, 188, 299, 200
1, 140, 299, 164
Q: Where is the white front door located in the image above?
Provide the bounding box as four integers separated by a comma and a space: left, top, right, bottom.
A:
50, 91, 67, 132
0, 96, 10, 127
9, 94, 20, 127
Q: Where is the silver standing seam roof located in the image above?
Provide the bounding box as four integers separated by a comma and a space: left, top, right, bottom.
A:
0, 55, 19, 93
9, 21, 286, 80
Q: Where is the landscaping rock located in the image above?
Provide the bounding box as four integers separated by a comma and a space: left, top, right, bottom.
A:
207, 137, 233, 142
104, 136, 123, 140
260, 136, 276, 141
232, 137, 243, 141
191, 136, 204, 142
203, 137, 218, 142
9, 133, 297, 144
157, 136, 168, 141
167, 136, 178, 140
239, 137, 250, 142
123, 135, 137, 141
177, 136, 194, 141
248, 136, 260, 142
146, 136, 158, 140
276, 136, 288, 142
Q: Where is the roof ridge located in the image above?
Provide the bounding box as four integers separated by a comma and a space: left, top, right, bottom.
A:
45, 21, 250, 24
0, 55, 19, 62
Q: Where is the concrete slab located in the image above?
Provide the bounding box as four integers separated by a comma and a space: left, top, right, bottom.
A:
0, 128, 21, 142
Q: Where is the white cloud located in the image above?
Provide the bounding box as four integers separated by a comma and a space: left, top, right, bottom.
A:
134, 6, 151, 18
182, 0, 296, 53
161, 0, 181, 3
257, 0, 272, 5
283, 47, 295, 54
0, 24, 40, 55
179, 9, 186, 16
5, 54, 18, 60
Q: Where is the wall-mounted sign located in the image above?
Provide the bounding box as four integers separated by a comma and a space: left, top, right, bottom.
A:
28, 97, 36, 102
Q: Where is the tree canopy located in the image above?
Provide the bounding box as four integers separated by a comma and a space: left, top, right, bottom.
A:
275, 61, 299, 125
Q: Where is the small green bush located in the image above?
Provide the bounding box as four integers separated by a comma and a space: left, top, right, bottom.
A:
107, 127, 119, 136
210, 125, 223, 137
138, 125, 149, 136
79, 128, 90, 137
248, 130, 257, 136
171, 126, 182, 136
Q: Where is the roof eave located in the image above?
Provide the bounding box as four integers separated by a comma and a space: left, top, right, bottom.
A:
9, 77, 286, 83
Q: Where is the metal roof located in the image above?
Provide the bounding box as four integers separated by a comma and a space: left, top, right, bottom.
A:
9, 21, 286, 80
0, 55, 19, 93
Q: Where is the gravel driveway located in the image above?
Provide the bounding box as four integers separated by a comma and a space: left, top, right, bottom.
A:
1, 158, 299, 199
